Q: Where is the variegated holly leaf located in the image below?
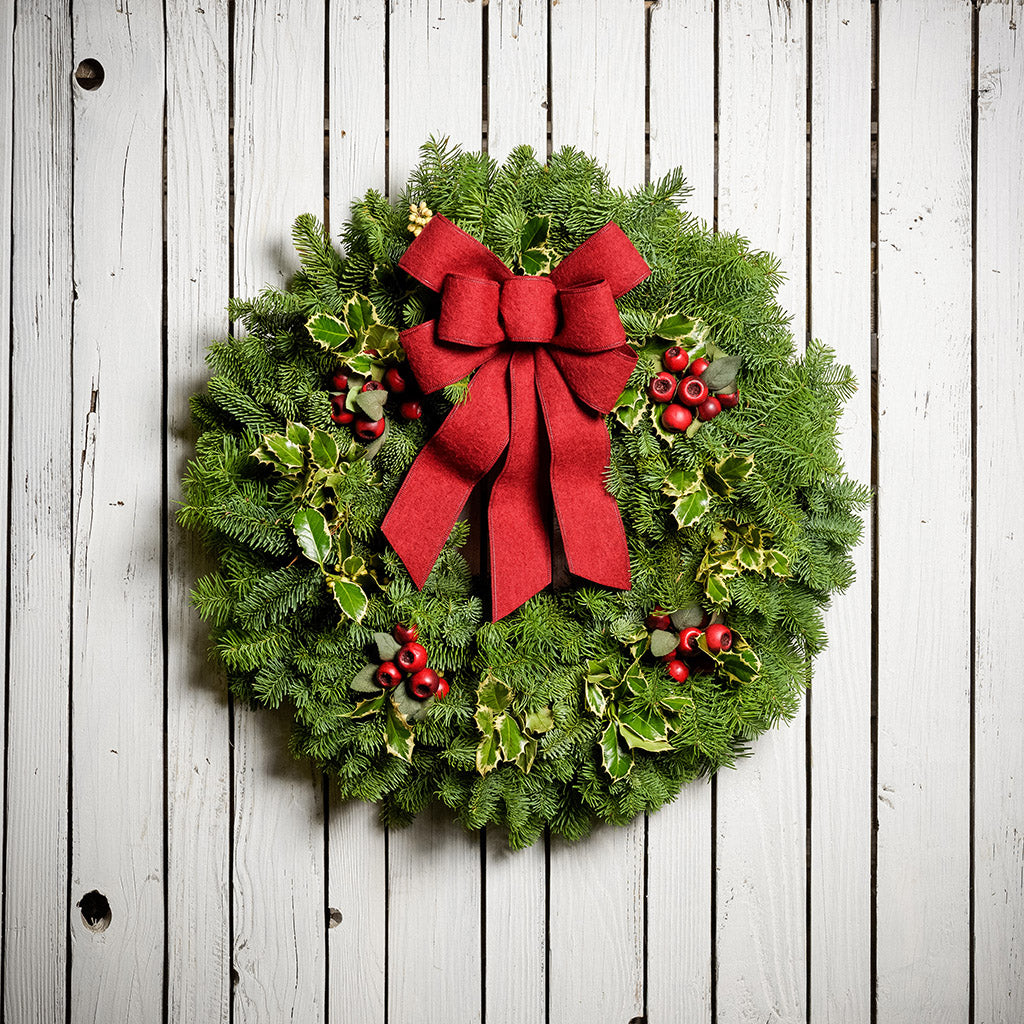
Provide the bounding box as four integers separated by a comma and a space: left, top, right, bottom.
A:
515, 738, 539, 774
599, 723, 633, 780
672, 489, 710, 528
329, 577, 368, 623
285, 421, 312, 447
618, 725, 674, 753
310, 428, 339, 469
498, 715, 525, 762
584, 680, 607, 717
307, 312, 352, 352
478, 674, 512, 715
704, 454, 755, 498
764, 548, 791, 576
654, 312, 698, 341
254, 434, 305, 474
293, 508, 332, 566
616, 705, 671, 751
477, 731, 500, 776
734, 544, 765, 572
704, 574, 730, 605
613, 386, 645, 431
714, 647, 761, 686
524, 708, 554, 733
350, 663, 381, 694
663, 467, 702, 498
346, 694, 386, 718
384, 700, 415, 761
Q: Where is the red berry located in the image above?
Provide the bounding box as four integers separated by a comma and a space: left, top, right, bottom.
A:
399, 400, 423, 421
678, 376, 709, 407
704, 624, 733, 652
647, 372, 677, 403
717, 391, 739, 409
330, 396, 355, 426
393, 623, 418, 644
409, 668, 439, 700
384, 368, 408, 393
690, 356, 710, 378
354, 417, 385, 441
646, 612, 671, 632
677, 626, 702, 654
432, 677, 450, 699
662, 347, 689, 373
697, 396, 722, 422
660, 650, 678, 663
396, 642, 428, 674
360, 380, 385, 393
375, 662, 402, 688
328, 371, 349, 393
661, 404, 693, 432
666, 659, 690, 683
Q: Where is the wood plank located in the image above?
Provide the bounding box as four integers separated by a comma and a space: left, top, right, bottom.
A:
487, 0, 547, 160
231, 3, 327, 1020
481, 7, 548, 1021
646, 3, 715, 1021
547, 3, 646, 1020
385, 5, 484, 1020
875, 2, 972, 1021
67, 2, 165, 1019
0, 0, 13, 1003
165, 2, 232, 1022
808, 4, 872, 1023
715, 2, 808, 1021
549, 0, 645, 188
974, 4, 1024, 1022
387, 0, 483, 193
4, 3, 73, 1020
326, 3, 387, 1021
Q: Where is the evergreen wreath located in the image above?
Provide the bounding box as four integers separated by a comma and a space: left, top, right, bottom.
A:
180, 139, 868, 849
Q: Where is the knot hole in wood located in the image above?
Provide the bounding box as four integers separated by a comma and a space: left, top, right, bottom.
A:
74, 59, 105, 91
77, 890, 111, 932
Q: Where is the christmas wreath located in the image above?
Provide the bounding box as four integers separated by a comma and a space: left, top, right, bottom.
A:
180, 139, 867, 848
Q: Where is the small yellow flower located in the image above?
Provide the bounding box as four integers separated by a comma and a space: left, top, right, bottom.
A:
407, 200, 433, 235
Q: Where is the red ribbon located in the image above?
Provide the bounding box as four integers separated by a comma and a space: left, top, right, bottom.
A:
381, 214, 650, 620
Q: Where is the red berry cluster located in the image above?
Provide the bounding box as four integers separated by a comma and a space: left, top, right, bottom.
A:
327, 368, 425, 443
645, 610, 732, 683
647, 349, 739, 433
374, 623, 450, 701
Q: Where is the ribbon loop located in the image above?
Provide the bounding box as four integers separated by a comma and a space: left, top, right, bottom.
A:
382, 214, 651, 620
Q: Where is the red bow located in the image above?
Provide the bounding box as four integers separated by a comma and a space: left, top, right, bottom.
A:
381, 214, 650, 620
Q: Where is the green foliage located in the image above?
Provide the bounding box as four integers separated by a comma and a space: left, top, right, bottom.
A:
179, 139, 867, 849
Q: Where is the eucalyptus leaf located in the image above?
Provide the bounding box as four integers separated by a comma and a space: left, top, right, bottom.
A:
350, 663, 381, 694
670, 605, 704, 629
374, 632, 402, 662
684, 417, 702, 438
394, 685, 431, 724
700, 355, 742, 391
649, 629, 679, 659
355, 389, 388, 420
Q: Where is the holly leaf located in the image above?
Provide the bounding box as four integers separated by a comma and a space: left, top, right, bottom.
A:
346, 694, 386, 719
384, 700, 415, 762
520, 248, 553, 276
618, 724, 674, 753
584, 680, 607, 717
663, 467, 702, 498
765, 548, 791, 576
654, 312, 697, 341
670, 605, 704, 629
478, 674, 512, 714
714, 646, 761, 686
364, 323, 403, 362
310, 428, 339, 469
613, 386, 645, 431
498, 714, 525, 762
616, 704, 670, 745
476, 731, 500, 776
700, 355, 742, 392
307, 312, 352, 352
354, 389, 388, 420
350, 663, 381, 694
672, 489, 710, 528
704, 455, 754, 499
285, 421, 312, 447
524, 708, 554, 734
514, 738, 539, 774
600, 723, 633, 780
374, 632, 402, 663
257, 435, 305, 473
344, 294, 376, 335
330, 578, 368, 623
649, 629, 679, 659
704, 574, 730, 605
520, 214, 551, 252
293, 508, 332, 566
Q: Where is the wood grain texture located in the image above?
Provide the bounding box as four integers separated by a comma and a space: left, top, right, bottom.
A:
387, 0, 483, 192
808, 4, 872, 1023
547, 4, 646, 1019
165, 2, 232, 1022
326, 5, 387, 1020
486, 0, 548, 160
67, 2, 166, 1019
385, 8, 484, 1021
481, 12, 548, 1022
715, 2, 808, 1021
646, 3, 715, 1020
549, 0, 645, 188
974, 5, 1024, 1022
876, 3, 973, 1022
4, 3, 73, 1020
231, 3, 327, 1020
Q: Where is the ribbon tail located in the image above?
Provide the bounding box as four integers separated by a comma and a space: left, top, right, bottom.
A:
488, 351, 551, 621
382, 355, 512, 588
534, 349, 631, 591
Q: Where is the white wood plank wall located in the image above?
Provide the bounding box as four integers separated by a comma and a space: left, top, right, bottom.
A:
2, 3, 1022, 1022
